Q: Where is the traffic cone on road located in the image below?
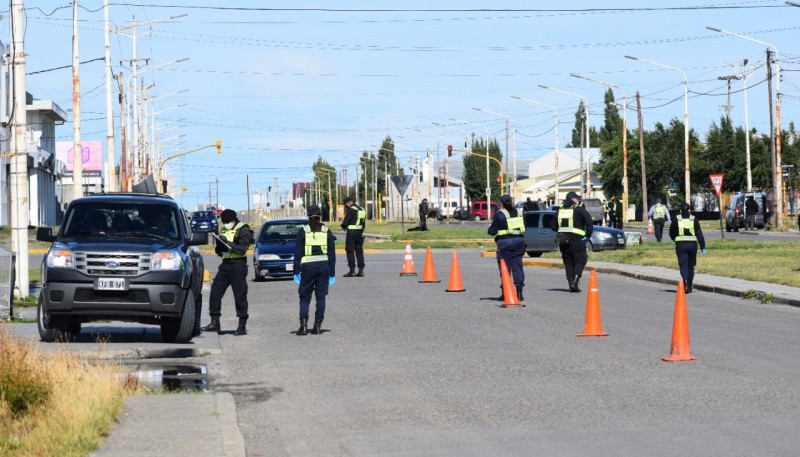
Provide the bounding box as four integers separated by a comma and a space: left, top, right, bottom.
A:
445, 251, 466, 292
662, 280, 697, 362
499, 259, 522, 307
577, 269, 609, 337
399, 241, 417, 276
647, 218, 655, 234
419, 246, 441, 283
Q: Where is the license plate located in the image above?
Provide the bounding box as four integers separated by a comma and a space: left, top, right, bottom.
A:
285, 264, 293, 271
96, 278, 126, 290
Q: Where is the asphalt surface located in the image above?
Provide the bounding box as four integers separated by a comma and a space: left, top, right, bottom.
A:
4, 232, 800, 456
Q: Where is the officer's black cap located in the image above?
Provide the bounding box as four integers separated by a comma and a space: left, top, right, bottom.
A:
307, 205, 322, 218
565, 191, 581, 201
220, 209, 237, 223
500, 194, 512, 204
344, 196, 355, 204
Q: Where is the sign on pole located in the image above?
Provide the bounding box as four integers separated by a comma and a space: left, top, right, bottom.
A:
391, 175, 414, 233
709, 173, 725, 238
709, 173, 724, 197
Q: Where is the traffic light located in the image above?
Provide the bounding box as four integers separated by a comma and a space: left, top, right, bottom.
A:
583, 185, 587, 193
447, 144, 453, 157
216, 139, 222, 154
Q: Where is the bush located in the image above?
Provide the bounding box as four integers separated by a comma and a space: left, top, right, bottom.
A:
0, 332, 51, 415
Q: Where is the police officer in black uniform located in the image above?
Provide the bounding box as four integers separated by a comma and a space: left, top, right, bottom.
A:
202, 209, 254, 335
551, 192, 593, 292
418, 198, 429, 231
488, 194, 526, 300
340, 196, 366, 277
294, 205, 336, 335
669, 202, 706, 294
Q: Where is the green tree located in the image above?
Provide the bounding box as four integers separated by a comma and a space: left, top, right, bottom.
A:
376, 136, 402, 197
566, 103, 599, 148
462, 137, 502, 201
312, 157, 337, 214
598, 88, 623, 144
359, 150, 377, 205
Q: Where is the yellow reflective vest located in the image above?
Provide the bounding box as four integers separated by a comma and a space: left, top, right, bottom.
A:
220, 222, 249, 259
557, 205, 586, 236
675, 215, 697, 242
301, 225, 329, 263
496, 209, 524, 236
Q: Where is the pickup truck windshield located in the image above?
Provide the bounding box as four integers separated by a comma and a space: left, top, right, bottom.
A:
62, 203, 181, 240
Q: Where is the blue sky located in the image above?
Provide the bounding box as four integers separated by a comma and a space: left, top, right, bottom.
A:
20, 1, 800, 210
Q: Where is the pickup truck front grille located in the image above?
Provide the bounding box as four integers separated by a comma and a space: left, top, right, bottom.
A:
74, 252, 152, 276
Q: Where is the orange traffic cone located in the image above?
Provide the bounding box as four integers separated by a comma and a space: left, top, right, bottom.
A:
499, 259, 522, 307
577, 269, 609, 337
446, 251, 466, 292
399, 241, 417, 276
419, 246, 441, 283
647, 218, 655, 234
662, 280, 697, 362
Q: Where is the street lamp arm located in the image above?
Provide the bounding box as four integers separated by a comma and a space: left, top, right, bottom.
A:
157, 141, 221, 185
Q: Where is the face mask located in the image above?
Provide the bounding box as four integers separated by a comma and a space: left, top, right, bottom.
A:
223, 222, 235, 230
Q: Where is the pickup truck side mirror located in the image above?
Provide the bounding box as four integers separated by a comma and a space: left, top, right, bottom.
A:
188, 231, 209, 246
36, 227, 56, 242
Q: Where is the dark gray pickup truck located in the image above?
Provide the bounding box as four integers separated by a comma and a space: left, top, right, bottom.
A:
36, 193, 208, 343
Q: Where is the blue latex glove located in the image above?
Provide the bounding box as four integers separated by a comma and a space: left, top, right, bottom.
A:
328, 276, 336, 286
293, 274, 301, 284
701, 249, 707, 256
581, 237, 590, 242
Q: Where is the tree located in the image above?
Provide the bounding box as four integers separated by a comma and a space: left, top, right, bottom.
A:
359, 150, 377, 205
598, 88, 623, 144
462, 137, 502, 201
566, 104, 599, 148
376, 136, 401, 197
312, 157, 337, 216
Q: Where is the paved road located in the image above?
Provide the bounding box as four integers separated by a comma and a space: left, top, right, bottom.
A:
203, 249, 800, 457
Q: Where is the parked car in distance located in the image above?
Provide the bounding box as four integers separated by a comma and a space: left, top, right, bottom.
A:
190, 210, 219, 234
725, 191, 767, 231
452, 206, 472, 220
522, 210, 626, 257
581, 198, 604, 224
253, 217, 307, 281
35, 193, 208, 343
471, 200, 501, 221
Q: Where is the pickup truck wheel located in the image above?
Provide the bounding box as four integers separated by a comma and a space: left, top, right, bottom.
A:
161, 290, 196, 344
526, 251, 543, 258
253, 268, 264, 282
37, 295, 72, 342
474, 215, 482, 222
586, 242, 594, 253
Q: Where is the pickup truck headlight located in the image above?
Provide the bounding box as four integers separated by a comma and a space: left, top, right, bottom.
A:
594, 232, 613, 241
151, 251, 182, 271
46, 249, 74, 268
257, 253, 281, 261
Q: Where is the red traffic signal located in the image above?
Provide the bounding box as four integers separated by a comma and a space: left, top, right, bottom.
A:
447, 144, 453, 157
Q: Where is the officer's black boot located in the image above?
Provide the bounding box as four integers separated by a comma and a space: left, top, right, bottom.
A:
310, 319, 323, 335
495, 286, 504, 301
297, 318, 308, 336
570, 276, 581, 293
343, 268, 356, 278
201, 317, 221, 333
355, 268, 364, 277
516, 287, 524, 301
234, 318, 247, 336
567, 276, 574, 291
685, 280, 692, 294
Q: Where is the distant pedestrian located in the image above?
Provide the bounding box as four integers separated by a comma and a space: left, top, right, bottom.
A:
523, 197, 538, 212
488, 194, 526, 300
340, 196, 365, 277
294, 205, 336, 335
745, 195, 759, 230
669, 203, 706, 294
647, 198, 671, 242
418, 198, 429, 231
203, 209, 254, 336
609, 196, 623, 229
551, 192, 593, 292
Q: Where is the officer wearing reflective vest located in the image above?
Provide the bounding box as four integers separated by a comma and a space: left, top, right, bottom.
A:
488, 194, 526, 301
203, 209, 254, 336
340, 195, 366, 277
294, 205, 336, 335
550, 192, 593, 293
647, 198, 671, 242
669, 202, 706, 294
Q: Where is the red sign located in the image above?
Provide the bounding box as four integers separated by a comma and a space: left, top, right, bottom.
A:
709, 173, 724, 197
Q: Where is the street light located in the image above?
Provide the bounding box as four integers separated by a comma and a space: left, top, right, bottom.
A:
451, 118, 494, 220
625, 55, 691, 205
571, 73, 630, 217
473, 107, 517, 195
706, 26, 783, 227
511, 95, 560, 201
538, 85, 589, 200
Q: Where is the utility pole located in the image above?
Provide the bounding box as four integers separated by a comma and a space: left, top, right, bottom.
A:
718, 75, 740, 121
10, 0, 29, 298
103, 0, 116, 191
72, 0, 83, 199
766, 50, 779, 226
637, 92, 648, 220
118, 72, 127, 191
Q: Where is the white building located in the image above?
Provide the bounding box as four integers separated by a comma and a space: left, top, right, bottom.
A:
516, 147, 602, 204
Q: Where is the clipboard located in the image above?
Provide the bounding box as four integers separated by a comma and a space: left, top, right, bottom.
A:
211, 232, 231, 249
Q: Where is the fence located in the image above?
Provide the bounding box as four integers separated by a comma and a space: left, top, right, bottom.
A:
0, 245, 14, 320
